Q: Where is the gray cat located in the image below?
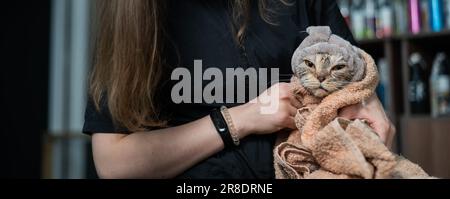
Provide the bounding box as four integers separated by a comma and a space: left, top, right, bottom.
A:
292, 26, 366, 98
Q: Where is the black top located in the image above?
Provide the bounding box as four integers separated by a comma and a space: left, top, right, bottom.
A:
83, 0, 356, 179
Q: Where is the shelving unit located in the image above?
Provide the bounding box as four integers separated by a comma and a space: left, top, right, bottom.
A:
358, 30, 450, 178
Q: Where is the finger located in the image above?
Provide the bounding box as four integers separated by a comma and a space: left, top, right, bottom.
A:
289, 95, 303, 109
386, 124, 396, 150
285, 116, 297, 130
371, 122, 388, 143
287, 104, 298, 117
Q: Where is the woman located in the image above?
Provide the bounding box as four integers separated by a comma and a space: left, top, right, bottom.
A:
84, 0, 396, 179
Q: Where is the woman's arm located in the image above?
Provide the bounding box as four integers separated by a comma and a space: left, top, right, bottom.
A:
93, 83, 299, 179
93, 116, 223, 179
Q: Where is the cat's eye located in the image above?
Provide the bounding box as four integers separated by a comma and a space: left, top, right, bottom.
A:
332, 65, 346, 71
304, 60, 315, 68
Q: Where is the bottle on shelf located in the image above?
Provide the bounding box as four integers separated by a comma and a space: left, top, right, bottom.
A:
430, 53, 450, 117
429, 0, 445, 32
394, 0, 409, 35
408, 52, 430, 114
351, 0, 366, 40
378, 0, 394, 38
410, 0, 422, 34
365, 0, 377, 39
445, 0, 450, 29
347, 0, 448, 40
421, 0, 431, 32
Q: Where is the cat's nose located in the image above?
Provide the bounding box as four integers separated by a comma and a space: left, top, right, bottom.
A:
318, 76, 326, 82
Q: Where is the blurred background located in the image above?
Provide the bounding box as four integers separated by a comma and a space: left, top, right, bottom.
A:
1, 0, 449, 179
338, 0, 450, 178
2, 0, 96, 179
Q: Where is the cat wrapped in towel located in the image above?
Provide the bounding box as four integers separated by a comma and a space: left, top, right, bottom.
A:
273, 26, 434, 179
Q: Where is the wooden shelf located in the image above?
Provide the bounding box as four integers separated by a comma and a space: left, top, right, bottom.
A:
357, 29, 450, 44
402, 29, 450, 40
357, 38, 388, 45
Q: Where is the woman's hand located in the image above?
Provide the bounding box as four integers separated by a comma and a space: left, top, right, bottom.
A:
229, 83, 302, 139
338, 94, 396, 149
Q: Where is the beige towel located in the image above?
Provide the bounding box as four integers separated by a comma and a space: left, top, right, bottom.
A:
274, 50, 433, 179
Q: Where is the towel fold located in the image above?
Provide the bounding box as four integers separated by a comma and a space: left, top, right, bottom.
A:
274, 118, 432, 179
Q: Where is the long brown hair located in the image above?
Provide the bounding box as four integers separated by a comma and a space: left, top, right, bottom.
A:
91, 0, 288, 132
